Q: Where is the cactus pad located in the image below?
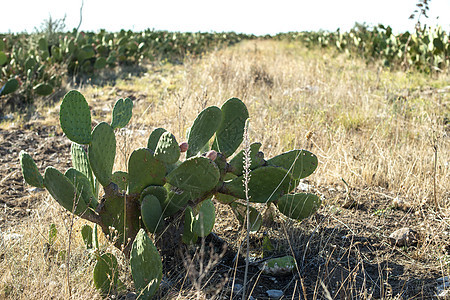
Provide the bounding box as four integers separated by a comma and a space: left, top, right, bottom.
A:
182, 206, 198, 244
110, 98, 133, 129
44, 167, 91, 217
228, 142, 266, 176
154, 131, 180, 164
161, 185, 198, 217
267, 149, 318, 180
193, 199, 216, 237
223, 166, 293, 203
130, 229, 162, 299
213, 98, 249, 158
88, 122, 116, 186
111, 171, 128, 192
128, 148, 166, 194
19, 151, 44, 188
33, 83, 53, 96
166, 156, 220, 193
230, 202, 262, 233
147, 128, 167, 152
141, 194, 163, 233
70, 143, 94, 190
187, 106, 222, 158
0, 78, 19, 96
60, 90, 92, 144
81, 224, 94, 249
276, 193, 321, 221
93, 253, 119, 295
64, 168, 98, 209
141, 185, 167, 204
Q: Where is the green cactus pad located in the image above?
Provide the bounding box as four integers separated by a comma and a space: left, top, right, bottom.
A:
228, 142, 266, 176
93, 253, 119, 295
214, 193, 236, 204
64, 168, 98, 209
33, 83, 53, 96
230, 202, 262, 233
141, 194, 163, 233
60, 90, 92, 144
0, 78, 19, 96
38, 38, 48, 51
154, 131, 180, 164
213, 98, 249, 158
130, 229, 162, 299
111, 171, 128, 192
100, 191, 127, 243
44, 167, 91, 217
166, 156, 220, 193
110, 98, 133, 129
187, 106, 222, 158
262, 256, 296, 275
128, 148, 166, 194
19, 151, 44, 188
161, 185, 199, 217
70, 143, 94, 191
0, 51, 6, 66
276, 193, 321, 221
147, 128, 167, 152
182, 206, 198, 244
223, 166, 293, 203
267, 149, 318, 180
94, 57, 107, 69
88, 122, 116, 187
81, 224, 94, 249
193, 199, 215, 237
141, 185, 167, 204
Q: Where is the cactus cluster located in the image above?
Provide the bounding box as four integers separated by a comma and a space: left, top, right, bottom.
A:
20, 90, 321, 297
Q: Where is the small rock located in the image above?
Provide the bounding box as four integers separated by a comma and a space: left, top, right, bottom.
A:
389, 227, 417, 247
124, 292, 137, 300
266, 289, 283, 299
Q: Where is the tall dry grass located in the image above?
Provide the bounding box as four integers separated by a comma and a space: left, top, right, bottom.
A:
1, 39, 448, 299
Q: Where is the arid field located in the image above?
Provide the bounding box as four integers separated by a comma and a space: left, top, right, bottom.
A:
1, 39, 449, 299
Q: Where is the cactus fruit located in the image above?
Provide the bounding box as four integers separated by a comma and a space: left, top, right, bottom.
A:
130, 229, 162, 299
60, 90, 92, 144
19, 151, 44, 188
186, 106, 222, 158
179, 142, 189, 153
88, 122, 116, 186
110, 98, 133, 129
213, 97, 249, 158
276, 193, 321, 221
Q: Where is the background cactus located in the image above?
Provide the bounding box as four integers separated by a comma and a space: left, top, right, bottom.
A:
19, 90, 321, 296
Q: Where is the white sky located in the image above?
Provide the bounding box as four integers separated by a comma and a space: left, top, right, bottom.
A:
2, 0, 449, 34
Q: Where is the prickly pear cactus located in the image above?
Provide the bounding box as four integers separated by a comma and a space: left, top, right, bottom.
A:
19, 90, 321, 297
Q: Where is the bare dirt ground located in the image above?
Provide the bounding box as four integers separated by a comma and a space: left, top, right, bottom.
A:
1, 122, 448, 299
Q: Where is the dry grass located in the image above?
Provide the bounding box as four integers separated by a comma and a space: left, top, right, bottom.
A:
1, 39, 449, 299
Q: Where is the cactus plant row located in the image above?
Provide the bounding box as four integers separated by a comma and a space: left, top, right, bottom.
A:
20, 90, 321, 298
